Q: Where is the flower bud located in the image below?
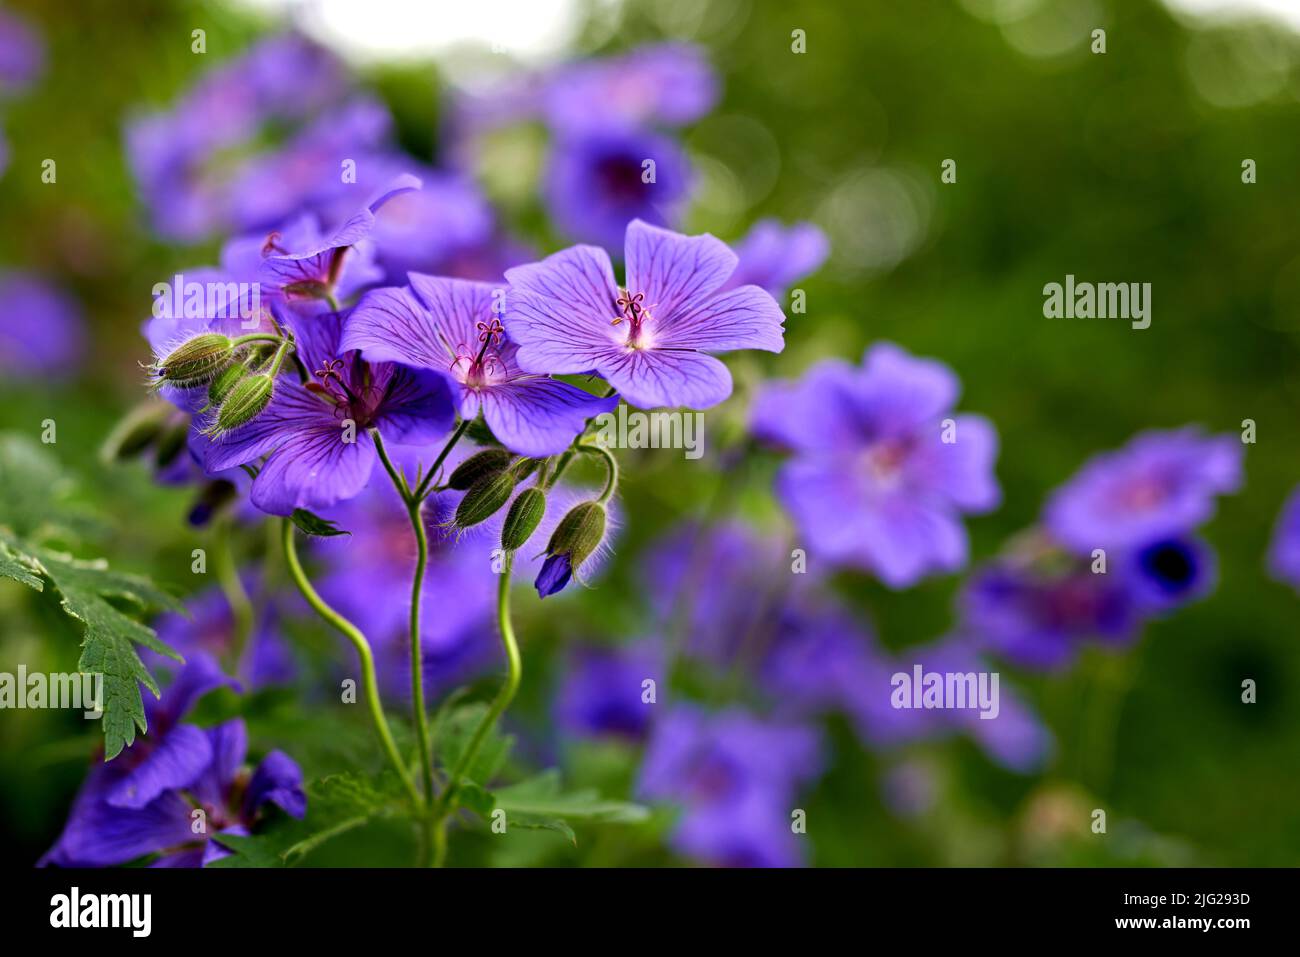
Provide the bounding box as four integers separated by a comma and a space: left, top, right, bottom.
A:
535, 501, 606, 597
153, 418, 191, 469
206, 361, 248, 408
454, 468, 517, 528
99, 402, 172, 464
447, 448, 513, 491
208, 373, 274, 436
154, 333, 234, 388
501, 486, 546, 551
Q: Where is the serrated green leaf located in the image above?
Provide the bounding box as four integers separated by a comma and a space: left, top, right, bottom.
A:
493, 769, 650, 824
0, 537, 43, 590
290, 508, 350, 537
438, 701, 514, 787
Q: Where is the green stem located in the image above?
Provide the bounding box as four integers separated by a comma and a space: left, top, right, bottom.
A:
581, 442, 619, 503
430, 551, 521, 844
413, 417, 471, 501
212, 515, 253, 671
280, 519, 421, 807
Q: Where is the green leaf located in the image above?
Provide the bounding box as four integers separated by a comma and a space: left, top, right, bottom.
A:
506, 813, 577, 846
493, 770, 650, 824
0, 537, 43, 591
290, 508, 350, 537
438, 701, 514, 787
208, 771, 406, 868
0, 434, 101, 541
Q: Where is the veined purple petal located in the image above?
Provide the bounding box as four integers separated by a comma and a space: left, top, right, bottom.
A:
106, 725, 212, 810
371, 363, 455, 445
343, 285, 442, 366
624, 218, 737, 318
535, 554, 572, 597
251, 426, 377, 516
654, 283, 784, 353
244, 750, 307, 820
601, 348, 733, 409
479, 378, 618, 457
189, 720, 249, 809
504, 245, 621, 373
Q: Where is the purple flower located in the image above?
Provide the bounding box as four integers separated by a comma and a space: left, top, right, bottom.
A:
554, 642, 662, 741
201, 311, 455, 516
505, 219, 786, 409
961, 553, 1138, 670
1123, 536, 1215, 614
344, 274, 616, 456
753, 342, 1000, 587
0, 6, 43, 93
543, 128, 692, 249
0, 271, 85, 378
1267, 485, 1300, 590
542, 43, 718, 134
1044, 427, 1243, 553
637, 706, 821, 867
720, 219, 829, 299
40, 656, 305, 868
534, 554, 572, 597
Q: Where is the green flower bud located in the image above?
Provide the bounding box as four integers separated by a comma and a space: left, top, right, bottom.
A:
447, 448, 514, 491
545, 500, 607, 572
208, 373, 275, 436
99, 402, 172, 464
454, 468, 517, 528
501, 486, 547, 551
206, 361, 248, 407
155, 333, 234, 388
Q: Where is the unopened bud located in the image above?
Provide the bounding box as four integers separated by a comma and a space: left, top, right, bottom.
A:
545, 501, 606, 571
155, 333, 234, 388
100, 402, 172, 464
208, 374, 274, 436
501, 486, 546, 551
153, 419, 190, 469
448, 448, 513, 491
454, 468, 517, 528
206, 361, 248, 408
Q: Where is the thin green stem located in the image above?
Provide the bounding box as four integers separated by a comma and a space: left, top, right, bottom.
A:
430, 552, 521, 843
581, 442, 619, 503
212, 515, 253, 671
231, 333, 285, 348
414, 417, 472, 501
280, 519, 421, 807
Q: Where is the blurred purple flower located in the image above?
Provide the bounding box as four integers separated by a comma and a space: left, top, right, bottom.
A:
0, 6, 43, 93
201, 311, 455, 516
1267, 485, 1300, 590
542, 43, 718, 134
543, 128, 692, 248
720, 219, 829, 299
753, 342, 1000, 587
1044, 427, 1243, 554
506, 219, 786, 409
638, 706, 821, 867
345, 275, 616, 456
554, 642, 662, 741
0, 271, 85, 378
1123, 535, 1215, 614
40, 655, 305, 868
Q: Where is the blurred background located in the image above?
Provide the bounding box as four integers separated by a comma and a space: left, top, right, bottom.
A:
1, 0, 1298, 867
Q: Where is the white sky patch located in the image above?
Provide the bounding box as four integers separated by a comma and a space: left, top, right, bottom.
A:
1162, 0, 1300, 31
233, 0, 592, 63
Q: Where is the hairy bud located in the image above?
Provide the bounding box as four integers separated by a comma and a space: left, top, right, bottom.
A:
155, 333, 234, 388
535, 501, 607, 597
448, 448, 514, 491
206, 361, 248, 408
208, 373, 274, 436
454, 468, 517, 528
501, 486, 547, 551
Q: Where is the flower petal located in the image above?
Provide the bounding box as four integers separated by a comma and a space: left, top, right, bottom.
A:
654, 283, 785, 353
624, 218, 737, 318
408, 273, 502, 358
106, 724, 212, 810
479, 378, 618, 456
245, 749, 307, 820
505, 246, 622, 374
343, 285, 445, 367
250, 426, 376, 515
601, 348, 733, 409
372, 363, 456, 445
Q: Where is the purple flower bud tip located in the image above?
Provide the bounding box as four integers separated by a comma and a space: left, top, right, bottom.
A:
535, 553, 573, 598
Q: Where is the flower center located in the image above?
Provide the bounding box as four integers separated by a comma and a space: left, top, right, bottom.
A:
451, 316, 506, 389
612, 287, 655, 349
864, 439, 909, 484
307, 356, 381, 423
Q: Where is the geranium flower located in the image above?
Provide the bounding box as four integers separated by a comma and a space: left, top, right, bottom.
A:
720, 219, 829, 299
345, 274, 617, 456
201, 311, 455, 515
753, 342, 1000, 587
39, 655, 305, 868
1044, 427, 1243, 553
505, 219, 786, 409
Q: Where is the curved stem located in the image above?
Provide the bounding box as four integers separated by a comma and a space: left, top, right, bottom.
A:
414, 417, 471, 501
280, 519, 421, 807
431, 552, 521, 835
582, 442, 619, 503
